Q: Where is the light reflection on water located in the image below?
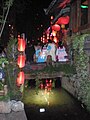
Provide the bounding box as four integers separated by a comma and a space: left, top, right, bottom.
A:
23, 88, 90, 120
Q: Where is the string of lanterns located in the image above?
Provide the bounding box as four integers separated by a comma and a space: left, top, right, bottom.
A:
16, 36, 26, 86
49, 15, 70, 43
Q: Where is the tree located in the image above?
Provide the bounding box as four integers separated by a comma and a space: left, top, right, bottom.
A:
0, 0, 14, 38
5, 37, 21, 100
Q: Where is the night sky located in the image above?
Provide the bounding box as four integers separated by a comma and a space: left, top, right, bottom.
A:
14, 0, 52, 41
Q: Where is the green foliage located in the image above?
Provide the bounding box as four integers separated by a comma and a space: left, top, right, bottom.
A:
0, 82, 3, 90
72, 34, 90, 111
0, 57, 8, 66
35, 78, 41, 94
6, 37, 18, 62
0, 94, 10, 101
4, 37, 21, 100
26, 63, 76, 76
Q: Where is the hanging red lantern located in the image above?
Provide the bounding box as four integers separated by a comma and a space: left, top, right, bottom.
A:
16, 71, 25, 86
52, 24, 60, 31
57, 16, 70, 25
17, 55, 26, 68
18, 38, 26, 52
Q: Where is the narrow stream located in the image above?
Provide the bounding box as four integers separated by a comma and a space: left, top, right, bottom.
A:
23, 88, 90, 120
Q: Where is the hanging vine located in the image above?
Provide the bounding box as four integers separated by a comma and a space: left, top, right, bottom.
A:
72, 34, 90, 111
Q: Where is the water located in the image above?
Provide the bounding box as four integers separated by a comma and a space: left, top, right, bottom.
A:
23, 88, 90, 120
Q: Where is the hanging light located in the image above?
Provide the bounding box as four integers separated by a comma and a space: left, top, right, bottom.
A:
47, 33, 50, 39
18, 38, 26, 52
17, 54, 26, 68
52, 30, 57, 36
53, 36, 58, 43
57, 16, 70, 25
52, 24, 60, 31
16, 71, 25, 86
61, 24, 65, 29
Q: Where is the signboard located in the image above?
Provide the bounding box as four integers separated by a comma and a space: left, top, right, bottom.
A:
84, 36, 90, 56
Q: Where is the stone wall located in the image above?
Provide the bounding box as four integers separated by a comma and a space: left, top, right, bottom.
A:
61, 75, 79, 98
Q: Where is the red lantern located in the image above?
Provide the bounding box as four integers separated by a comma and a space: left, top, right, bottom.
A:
17, 55, 26, 68
57, 16, 70, 25
18, 38, 26, 52
16, 71, 25, 86
52, 24, 60, 31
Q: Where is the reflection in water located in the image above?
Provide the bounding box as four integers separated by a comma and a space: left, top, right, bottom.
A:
23, 88, 90, 120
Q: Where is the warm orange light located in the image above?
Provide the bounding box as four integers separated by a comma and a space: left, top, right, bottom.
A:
61, 24, 65, 29
16, 71, 25, 86
53, 36, 58, 43
47, 33, 50, 39
18, 38, 26, 52
51, 16, 53, 20
57, 16, 70, 25
17, 55, 26, 68
52, 30, 57, 36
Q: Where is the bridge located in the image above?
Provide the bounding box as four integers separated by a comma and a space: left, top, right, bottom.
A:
24, 61, 75, 80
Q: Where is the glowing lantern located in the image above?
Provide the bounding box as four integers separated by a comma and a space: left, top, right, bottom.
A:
52, 24, 60, 31
51, 16, 53, 20
53, 36, 58, 43
16, 71, 25, 86
61, 24, 65, 29
47, 33, 50, 39
57, 16, 70, 25
46, 79, 48, 83
18, 38, 26, 52
52, 30, 57, 36
50, 80, 52, 83
17, 55, 26, 68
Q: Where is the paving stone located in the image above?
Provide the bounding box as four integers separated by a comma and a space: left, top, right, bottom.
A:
0, 110, 27, 120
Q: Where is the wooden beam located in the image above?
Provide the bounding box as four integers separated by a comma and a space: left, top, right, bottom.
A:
88, 0, 90, 24
25, 72, 63, 80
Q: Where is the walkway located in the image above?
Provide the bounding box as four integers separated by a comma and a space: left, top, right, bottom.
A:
0, 110, 27, 120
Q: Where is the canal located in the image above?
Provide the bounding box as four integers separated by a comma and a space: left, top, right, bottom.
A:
23, 87, 90, 120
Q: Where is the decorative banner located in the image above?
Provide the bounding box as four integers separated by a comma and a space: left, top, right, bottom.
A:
17, 55, 26, 68
18, 38, 26, 52
16, 71, 25, 86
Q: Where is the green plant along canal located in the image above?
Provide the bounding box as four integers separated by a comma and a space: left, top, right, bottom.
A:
23, 79, 90, 120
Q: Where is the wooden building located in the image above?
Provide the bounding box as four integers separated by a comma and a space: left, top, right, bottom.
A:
46, 0, 90, 35
70, 0, 90, 35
